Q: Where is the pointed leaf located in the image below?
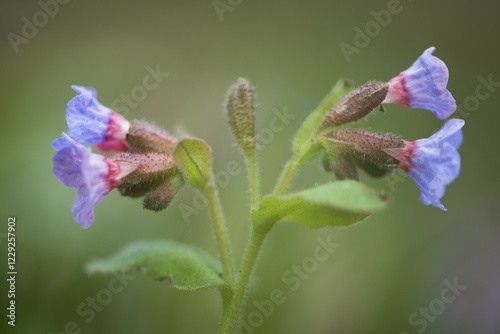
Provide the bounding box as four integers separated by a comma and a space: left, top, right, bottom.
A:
292, 79, 353, 154
253, 180, 388, 228
87, 240, 227, 291
173, 138, 212, 188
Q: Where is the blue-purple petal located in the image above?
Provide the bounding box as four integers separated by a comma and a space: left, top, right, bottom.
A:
408, 119, 464, 210
52, 133, 110, 228
72, 186, 96, 229
65, 86, 112, 145
408, 167, 446, 211
72, 182, 107, 229
52, 137, 69, 151
402, 47, 457, 119
425, 118, 465, 146
53, 134, 86, 187
71, 85, 98, 99
408, 90, 456, 120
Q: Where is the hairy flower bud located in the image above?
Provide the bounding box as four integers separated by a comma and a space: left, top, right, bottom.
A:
225, 78, 256, 153
320, 129, 403, 180
118, 181, 156, 198
349, 153, 395, 178
331, 129, 404, 165
323, 152, 359, 180
126, 120, 178, 153
116, 152, 178, 196
143, 174, 183, 212
320, 81, 389, 131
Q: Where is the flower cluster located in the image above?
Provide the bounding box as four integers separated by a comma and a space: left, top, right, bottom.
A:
52, 86, 181, 228
319, 47, 463, 210
52, 47, 464, 230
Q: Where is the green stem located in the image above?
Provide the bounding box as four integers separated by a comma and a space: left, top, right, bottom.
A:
219, 223, 272, 334
272, 151, 307, 195
273, 142, 322, 195
246, 151, 260, 208
219, 145, 313, 333
204, 182, 235, 286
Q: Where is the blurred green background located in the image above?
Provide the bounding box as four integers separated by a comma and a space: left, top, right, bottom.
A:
1, 0, 499, 333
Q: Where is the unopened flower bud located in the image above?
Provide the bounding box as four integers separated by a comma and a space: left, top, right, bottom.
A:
116, 152, 178, 195
126, 120, 178, 153
320, 129, 403, 179
143, 174, 183, 212
320, 81, 388, 131
118, 182, 155, 198
323, 152, 359, 181
349, 153, 395, 178
330, 129, 404, 165
225, 78, 256, 153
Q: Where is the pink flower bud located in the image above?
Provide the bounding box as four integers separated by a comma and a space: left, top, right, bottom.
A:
143, 174, 183, 212
323, 152, 359, 181
320, 81, 389, 131
126, 120, 179, 153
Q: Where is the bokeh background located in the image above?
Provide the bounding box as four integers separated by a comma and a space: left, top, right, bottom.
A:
1, 0, 499, 333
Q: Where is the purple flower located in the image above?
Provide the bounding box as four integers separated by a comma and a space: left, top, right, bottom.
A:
385, 119, 464, 210
52, 86, 130, 152
52, 134, 135, 228
383, 47, 457, 120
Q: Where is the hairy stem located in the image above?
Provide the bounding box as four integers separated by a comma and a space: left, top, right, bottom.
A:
219, 223, 271, 334
219, 144, 312, 332
272, 151, 308, 195
204, 182, 235, 286
273, 142, 321, 195
246, 151, 260, 209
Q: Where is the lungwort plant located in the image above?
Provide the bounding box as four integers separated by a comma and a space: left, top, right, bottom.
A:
52, 47, 464, 333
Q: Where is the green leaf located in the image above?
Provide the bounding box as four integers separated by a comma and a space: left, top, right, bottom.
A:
173, 138, 212, 188
87, 240, 227, 291
253, 180, 388, 228
292, 79, 353, 154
